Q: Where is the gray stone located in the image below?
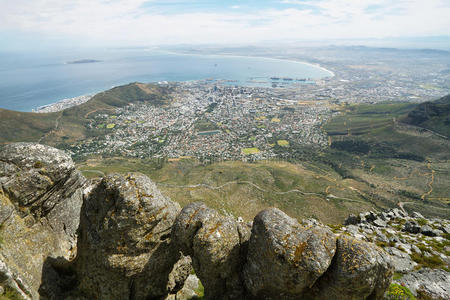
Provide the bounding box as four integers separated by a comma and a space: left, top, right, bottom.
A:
360, 211, 377, 223
412, 211, 424, 219
243, 208, 336, 299
420, 225, 438, 237
386, 247, 417, 273
312, 236, 394, 300
411, 244, 421, 254
391, 257, 417, 273
345, 225, 366, 240
167, 255, 193, 294
396, 268, 450, 299
404, 221, 421, 234
0, 143, 86, 299
440, 224, 450, 234
344, 214, 360, 225
376, 233, 389, 243
166, 274, 200, 300
373, 218, 387, 227
74, 173, 182, 300
172, 202, 249, 300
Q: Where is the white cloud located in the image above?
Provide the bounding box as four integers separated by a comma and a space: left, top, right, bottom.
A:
0, 0, 449, 46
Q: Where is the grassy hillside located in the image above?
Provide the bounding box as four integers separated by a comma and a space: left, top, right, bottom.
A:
0, 109, 58, 144
77, 157, 376, 223
0, 82, 172, 145
323, 102, 450, 217
401, 94, 450, 137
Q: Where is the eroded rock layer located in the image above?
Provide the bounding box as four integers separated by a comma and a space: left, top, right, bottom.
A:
0, 143, 86, 299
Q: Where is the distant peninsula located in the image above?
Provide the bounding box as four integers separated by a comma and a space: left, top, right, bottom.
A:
66, 59, 102, 64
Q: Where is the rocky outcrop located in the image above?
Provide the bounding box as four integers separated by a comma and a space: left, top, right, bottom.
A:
0, 143, 417, 300
243, 208, 336, 299
73, 173, 185, 300
395, 268, 450, 299
339, 208, 450, 299
0, 143, 86, 299
312, 236, 393, 300
172, 202, 250, 300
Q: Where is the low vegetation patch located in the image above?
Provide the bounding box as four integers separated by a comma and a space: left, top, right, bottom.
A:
277, 140, 289, 147
241, 148, 260, 155
385, 283, 416, 300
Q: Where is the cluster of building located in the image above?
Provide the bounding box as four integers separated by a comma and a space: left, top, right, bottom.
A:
68, 82, 331, 160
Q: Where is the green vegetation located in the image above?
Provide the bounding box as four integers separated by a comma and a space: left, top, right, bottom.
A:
416, 218, 428, 226
277, 140, 289, 147
410, 252, 445, 269
0, 109, 59, 143
323, 101, 450, 218
194, 118, 218, 132
0, 286, 24, 300
77, 157, 376, 223
385, 283, 416, 300
0, 82, 172, 145
194, 280, 204, 299
402, 94, 450, 138
241, 148, 260, 155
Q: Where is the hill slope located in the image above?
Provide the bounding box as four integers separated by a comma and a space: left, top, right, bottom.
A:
402, 94, 450, 137
0, 82, 172, 144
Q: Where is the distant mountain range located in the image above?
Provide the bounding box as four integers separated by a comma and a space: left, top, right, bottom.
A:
402, 94, 450, 138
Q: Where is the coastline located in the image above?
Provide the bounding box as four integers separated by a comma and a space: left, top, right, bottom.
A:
157, 49, 335, 78
33, 94, 93, 113
8, 51, 334, 113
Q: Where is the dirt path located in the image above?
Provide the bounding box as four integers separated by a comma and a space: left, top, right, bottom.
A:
421, 160, 435, 201
38, 112, 63, 143
157, 180, 366, 203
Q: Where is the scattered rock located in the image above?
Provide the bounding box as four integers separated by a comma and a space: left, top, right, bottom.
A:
344, 214, 360, 225
243, 208, 336, 299
404, 221, 421, 234
373, 218, 387, 227
412, 211, 424, 219
440, 224, 450, 234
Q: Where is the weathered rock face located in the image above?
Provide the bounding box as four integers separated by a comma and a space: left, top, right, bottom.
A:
73, 173, 184, 300
312, 235, 394, 300
0, 143, 86, 299
395, 268, 450, 300
172, 202, 250, 300
243, 208, 336, 299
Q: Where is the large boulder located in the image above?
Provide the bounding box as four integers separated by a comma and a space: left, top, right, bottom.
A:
172, 202, 250, 300
0, 143, 86, 299
243, 208, 336, 299
312, 235, 394, 300
73, 173, 185, 300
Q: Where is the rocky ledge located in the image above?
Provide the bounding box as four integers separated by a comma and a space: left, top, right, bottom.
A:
339, 210, 450, 299
0, 143, 448, 299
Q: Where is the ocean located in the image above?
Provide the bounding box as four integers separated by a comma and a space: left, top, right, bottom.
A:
0, 49, 333, 111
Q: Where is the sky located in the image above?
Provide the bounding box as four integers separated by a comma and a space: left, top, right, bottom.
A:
1, 0, 450, 50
